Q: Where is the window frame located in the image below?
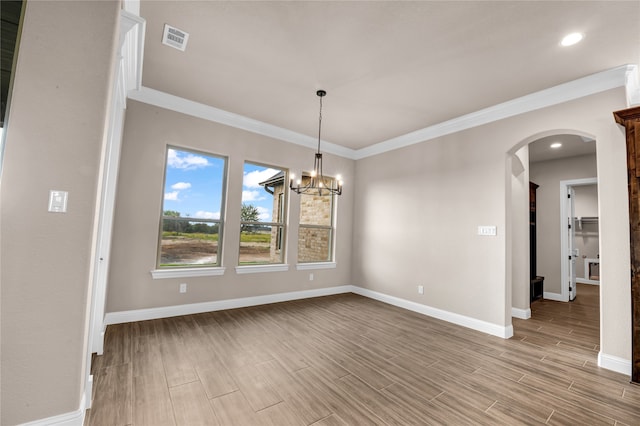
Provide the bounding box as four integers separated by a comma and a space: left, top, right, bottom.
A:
296, 178, 338, 265
155, 145, 228, 271
237, 161, 289, 267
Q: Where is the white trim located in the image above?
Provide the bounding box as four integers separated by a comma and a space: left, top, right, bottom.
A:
576, 278, 600, 285
579, 257, 600, 285
560, 177, 598, 303
18, 394, 87, 426
235, 264, 289, 274
598, 352, 632, 377
296, 262, 337, 270
151, 267, 226, 279
104, 285, 353, 324
120, 11, 145, 95
543, 292, 565, 302
353, 65, 636, 159
351, 287, 513, 339
104, 284, 514, 338
128, 86, 357, 159
127, 65, 636, 161
511, 307, 531, 319
625, 65, 640, 106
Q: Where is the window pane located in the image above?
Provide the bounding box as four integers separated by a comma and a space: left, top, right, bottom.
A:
239, 225, 284, 264
159, 147, 226, 268
240, 162, 287, 265
300, 193, 333, 226
297, 177, 336, 263
298, 226, 332, 262
160, 219, 219, 266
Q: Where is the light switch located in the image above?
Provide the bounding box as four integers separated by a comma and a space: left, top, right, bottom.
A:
48, 190, 68, 213
478, 226, 497, 236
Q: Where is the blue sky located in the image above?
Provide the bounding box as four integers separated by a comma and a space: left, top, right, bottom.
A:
162, 148, 280, 222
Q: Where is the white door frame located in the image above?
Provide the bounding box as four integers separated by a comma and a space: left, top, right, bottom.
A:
83, 8, 144, 410
559, 177, 598, 302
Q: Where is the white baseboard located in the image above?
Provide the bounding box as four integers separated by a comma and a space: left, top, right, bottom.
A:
105, 284, 514, 339
18, 394, 87, 426
543, 292, 565, 302
598, 352, 632, 377
351, 286, 513, 339
576, 278, 600, 285
105, 285, 353, 324
512, 307, 531, 319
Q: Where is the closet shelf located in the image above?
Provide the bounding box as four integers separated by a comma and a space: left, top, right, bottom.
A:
573, 216, 599, 230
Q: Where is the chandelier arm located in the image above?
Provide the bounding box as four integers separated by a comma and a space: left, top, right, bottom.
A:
289, 89, 341, 196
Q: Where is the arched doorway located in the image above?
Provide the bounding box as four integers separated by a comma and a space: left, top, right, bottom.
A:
507, 130, 601, 350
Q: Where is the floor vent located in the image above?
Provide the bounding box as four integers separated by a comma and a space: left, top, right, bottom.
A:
162, 24, 189, 51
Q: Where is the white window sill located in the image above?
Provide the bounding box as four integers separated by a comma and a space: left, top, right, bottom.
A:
296, 262, 336, 271
235, 264, 289, 274
151, 267, 226, 279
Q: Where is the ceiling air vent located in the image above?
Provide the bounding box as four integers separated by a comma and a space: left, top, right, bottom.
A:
162, 24, 189, 51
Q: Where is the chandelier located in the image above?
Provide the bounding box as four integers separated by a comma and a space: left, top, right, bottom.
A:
290, 90, 343, 196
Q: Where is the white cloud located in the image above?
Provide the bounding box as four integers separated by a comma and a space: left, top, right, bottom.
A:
256, 206, 270, 221
164, 191, 179, 201
243, 168, 279, 188
242, 190, 265, 202
171, 182, 191, 190
167, 149, 210, 170
195, 210, 220, 220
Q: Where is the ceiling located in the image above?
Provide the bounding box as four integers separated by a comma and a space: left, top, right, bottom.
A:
138, 1, 640, 153
0, 0, 23, 127
528, 134, 596, 163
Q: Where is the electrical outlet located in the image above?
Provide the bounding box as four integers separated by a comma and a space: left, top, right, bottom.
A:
418, 285, 424, 294
309, 273, 314, 281
179, 283, 187, 293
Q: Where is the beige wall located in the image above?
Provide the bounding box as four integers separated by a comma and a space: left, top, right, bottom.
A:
530, 154, 597, 294
106, 101, 354, 313
352, 88, 630, 361
0, 1, 119, 424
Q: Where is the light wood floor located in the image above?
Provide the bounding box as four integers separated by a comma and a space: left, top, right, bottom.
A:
86, 284, 640, 425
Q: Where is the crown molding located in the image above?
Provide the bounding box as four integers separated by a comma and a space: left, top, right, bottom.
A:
119, 11, 145, 94
127, 86, 357, 159
354, 64, 637, 159
128, 64, 636, 161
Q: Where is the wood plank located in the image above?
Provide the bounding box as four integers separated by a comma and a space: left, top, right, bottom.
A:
210, 391, 261, 426
169, 381, 218, 426
87, 289, 639, 426
259, 359, 332, 424
133, 373, 175, 426
88, 364, 132, 426
256, 401, 306, 426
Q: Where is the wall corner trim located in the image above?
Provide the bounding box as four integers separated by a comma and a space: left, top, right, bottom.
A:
598, 352, 632, 377
511, 307, 532, 319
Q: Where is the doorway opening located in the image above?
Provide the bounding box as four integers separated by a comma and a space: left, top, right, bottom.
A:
560, 178, 599, 302
527, 133, 598, 303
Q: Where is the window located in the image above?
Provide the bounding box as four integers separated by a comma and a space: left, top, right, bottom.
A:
158, 147, 227, 268
298, 177, 336, 263
239, 162, 288, 265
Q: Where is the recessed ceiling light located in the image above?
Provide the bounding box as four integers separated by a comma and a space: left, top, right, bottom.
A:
561, 32, 584, 47
550, 142, 562, 149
